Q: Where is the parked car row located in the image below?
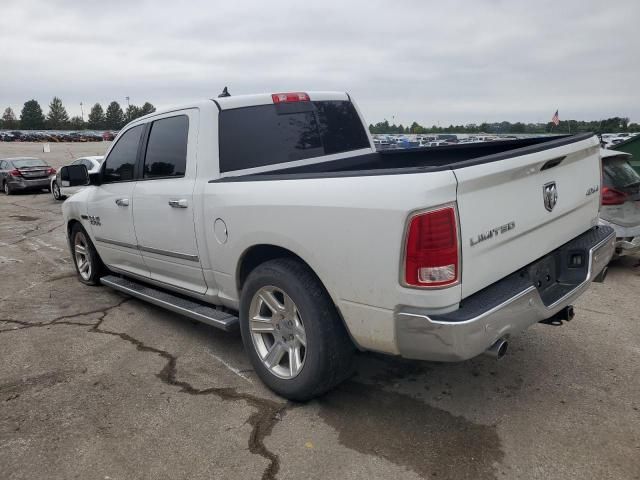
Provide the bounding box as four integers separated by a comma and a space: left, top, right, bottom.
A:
601, 132, 640, 149
373, 133, 526, 150
0, 130, 117, 143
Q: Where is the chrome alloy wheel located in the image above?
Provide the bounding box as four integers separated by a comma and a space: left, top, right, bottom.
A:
74, 231, 92, 281
248, 286, 307, 379
53, 182, 61, 199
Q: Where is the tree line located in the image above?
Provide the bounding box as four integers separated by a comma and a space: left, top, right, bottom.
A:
0, 97, 156, 131
369, 117, 640, 135
4, 97, 637, 135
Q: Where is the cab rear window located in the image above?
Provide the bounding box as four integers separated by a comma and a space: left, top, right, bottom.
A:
218, 100, 370, 172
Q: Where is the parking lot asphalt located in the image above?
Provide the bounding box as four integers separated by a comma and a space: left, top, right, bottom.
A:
1, 143, 639, 480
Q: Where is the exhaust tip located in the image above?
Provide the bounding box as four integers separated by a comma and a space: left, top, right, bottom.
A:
496, 340, 508, 359
484, 338, 508, 360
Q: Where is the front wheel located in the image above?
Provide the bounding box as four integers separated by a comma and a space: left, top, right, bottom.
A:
70, 224, 105, 285
239, 258, 355, 401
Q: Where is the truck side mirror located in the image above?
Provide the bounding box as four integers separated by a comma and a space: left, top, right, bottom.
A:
60, 164, 90, 187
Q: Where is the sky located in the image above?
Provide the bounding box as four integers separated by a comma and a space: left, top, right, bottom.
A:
1, 0, 639, 126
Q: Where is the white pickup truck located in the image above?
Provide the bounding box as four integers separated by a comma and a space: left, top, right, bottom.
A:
62, 91, 615, 400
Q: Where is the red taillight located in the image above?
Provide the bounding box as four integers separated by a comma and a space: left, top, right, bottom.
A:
601, 187, 627, 205
403, 206, 459, 288
47, 167, 56, 175
271, 92, 310, 104
9, 169, 21, 177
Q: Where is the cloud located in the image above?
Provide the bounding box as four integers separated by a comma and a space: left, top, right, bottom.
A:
1, 0, 638, 125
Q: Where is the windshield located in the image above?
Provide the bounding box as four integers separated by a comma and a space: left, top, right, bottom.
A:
13, 159, 48, 168
603, 157, 640, 189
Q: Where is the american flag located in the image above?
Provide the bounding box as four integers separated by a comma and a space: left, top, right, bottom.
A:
551, 110, 560, 126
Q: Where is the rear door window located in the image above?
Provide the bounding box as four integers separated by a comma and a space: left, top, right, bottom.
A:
103, 125, 144, 183
219, 100, 370, 172
142, 115, 189, 179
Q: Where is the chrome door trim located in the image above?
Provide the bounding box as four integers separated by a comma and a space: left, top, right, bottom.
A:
95, 237, 199, 262
138, 245, 199, 262
95, 237, 138, 250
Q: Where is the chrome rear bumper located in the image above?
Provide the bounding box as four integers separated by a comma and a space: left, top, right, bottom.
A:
395, 226, 616, 362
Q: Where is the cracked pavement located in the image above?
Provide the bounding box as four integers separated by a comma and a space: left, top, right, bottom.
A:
1, 143, 639, 480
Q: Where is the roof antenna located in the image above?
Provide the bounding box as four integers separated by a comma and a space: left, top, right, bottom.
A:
218, 86, 231, 98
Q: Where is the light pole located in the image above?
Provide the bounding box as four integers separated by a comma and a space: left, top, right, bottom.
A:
125, 96, 130, 108
80, 102, 84, 121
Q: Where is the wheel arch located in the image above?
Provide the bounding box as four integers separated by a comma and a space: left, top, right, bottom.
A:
235, 244, 361, 349
66, 218, 82, 240
237, 244, 320, 292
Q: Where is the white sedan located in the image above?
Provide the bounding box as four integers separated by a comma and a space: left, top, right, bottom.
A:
51, 156, 103, 201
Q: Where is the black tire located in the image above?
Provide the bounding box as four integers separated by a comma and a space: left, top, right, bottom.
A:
4, 181, 14, 195
239, 258, 355, 401
70, 223, 106, 285
52, 181, 65, 201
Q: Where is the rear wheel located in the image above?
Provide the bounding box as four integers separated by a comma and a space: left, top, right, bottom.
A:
3, 181, 13, 195
70, 224, 105, 285
239, 258, 355, 401
52, 182, 65, 201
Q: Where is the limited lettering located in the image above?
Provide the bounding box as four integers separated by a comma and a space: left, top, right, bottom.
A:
470, 221, 516, 247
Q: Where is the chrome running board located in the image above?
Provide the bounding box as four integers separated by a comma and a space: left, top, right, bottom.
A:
100, 275, 238, 331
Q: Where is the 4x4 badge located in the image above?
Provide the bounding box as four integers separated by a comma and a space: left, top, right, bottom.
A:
543, 182, 558, 212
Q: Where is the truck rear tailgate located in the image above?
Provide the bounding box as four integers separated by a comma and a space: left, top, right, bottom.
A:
454, 134, 601, 298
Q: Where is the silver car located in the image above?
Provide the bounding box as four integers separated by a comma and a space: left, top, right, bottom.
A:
599, 149, 640, 256
50, 156, 103, 201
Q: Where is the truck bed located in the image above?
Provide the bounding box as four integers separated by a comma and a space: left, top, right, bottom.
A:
209, 130, 602, 300
214, 133, 593, 181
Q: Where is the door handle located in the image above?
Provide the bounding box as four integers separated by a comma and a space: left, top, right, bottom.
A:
115, 198, 129, 207
168, 199, 188, 208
